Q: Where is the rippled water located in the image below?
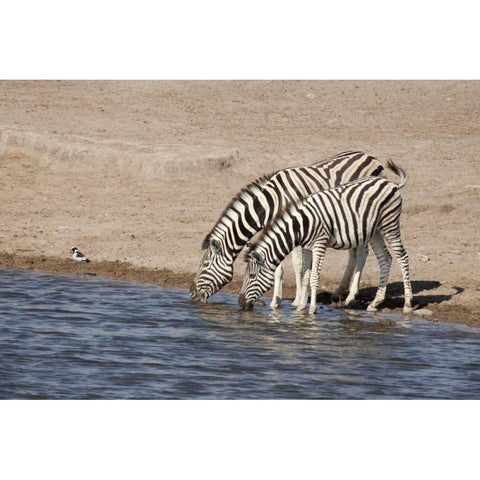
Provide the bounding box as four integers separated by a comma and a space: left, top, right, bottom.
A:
1, 269, 479, 399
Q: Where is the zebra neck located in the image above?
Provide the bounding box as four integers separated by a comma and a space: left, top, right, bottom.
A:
259, 203, 320, 268
259, 227, 301, 270
205, 174, 272, 259
211, 199, 265, 258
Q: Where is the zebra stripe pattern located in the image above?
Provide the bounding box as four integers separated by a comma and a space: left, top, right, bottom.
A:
239, 160, 413, 315
190, 151, 385, 305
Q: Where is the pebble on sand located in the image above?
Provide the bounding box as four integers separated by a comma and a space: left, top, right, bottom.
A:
414, 308, 433, 316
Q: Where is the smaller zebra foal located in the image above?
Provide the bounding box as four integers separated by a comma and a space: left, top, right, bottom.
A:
239, 160, 413, 315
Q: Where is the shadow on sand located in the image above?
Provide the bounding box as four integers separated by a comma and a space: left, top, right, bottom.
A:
317, 280, 464, 311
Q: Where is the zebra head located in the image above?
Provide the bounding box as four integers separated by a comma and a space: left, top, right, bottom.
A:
190, 237, 234, 303
238, 248, 275, 310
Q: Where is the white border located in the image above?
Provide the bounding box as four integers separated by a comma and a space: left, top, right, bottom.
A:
1, 1, 479, 79
2, 400, 479, 479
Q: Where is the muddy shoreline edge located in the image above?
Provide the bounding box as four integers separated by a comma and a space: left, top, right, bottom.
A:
2, 252, 478, 328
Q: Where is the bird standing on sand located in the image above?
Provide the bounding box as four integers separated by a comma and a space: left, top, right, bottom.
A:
71, 247, 90, 263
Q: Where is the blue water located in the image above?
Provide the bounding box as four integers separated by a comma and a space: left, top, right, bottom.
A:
0, 269, 479, 399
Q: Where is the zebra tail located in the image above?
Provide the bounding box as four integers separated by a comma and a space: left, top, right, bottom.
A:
386, 159, 408, 189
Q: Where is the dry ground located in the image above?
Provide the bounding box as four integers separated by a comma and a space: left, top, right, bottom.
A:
0, 81, 479, 326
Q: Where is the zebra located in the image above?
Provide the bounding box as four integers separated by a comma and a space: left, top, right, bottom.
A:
239, 160, 413, 315
190, 151, 387, 307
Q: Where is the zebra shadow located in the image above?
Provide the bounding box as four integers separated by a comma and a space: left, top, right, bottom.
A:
317, 281, 464, 310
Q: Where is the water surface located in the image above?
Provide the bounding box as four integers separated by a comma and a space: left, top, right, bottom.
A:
0, 269, 479, 399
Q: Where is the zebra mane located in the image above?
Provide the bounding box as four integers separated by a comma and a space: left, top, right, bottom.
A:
202, 172, 275, 250
241, 242, 256, 262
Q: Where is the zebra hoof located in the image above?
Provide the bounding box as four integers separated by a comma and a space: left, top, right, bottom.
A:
403, 306, 413, 315
296, 305, 307, 312
366, 304, 378, 313
332, 290, 348, 303
270, 296, 282, 309
345, 299, 358, 309
308, 307, 317, 315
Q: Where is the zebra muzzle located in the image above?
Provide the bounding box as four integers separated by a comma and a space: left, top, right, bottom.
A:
189, 283, 198, 300
190, 283, 209, 303
238, 293, 254, 311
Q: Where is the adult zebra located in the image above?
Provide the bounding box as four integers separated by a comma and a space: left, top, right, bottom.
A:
239, 160, 413, 315
190, 151, 386, 307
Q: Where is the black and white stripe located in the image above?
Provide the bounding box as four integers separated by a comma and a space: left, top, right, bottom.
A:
190, 151, 385, 304
239, 160, 413, 315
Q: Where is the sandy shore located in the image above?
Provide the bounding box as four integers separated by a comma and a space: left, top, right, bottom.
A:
1, 81, 479, 327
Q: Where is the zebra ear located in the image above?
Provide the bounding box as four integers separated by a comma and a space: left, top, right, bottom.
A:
201, 235, 210, 250
210, 238, 222, 255
250, 250, 265, 266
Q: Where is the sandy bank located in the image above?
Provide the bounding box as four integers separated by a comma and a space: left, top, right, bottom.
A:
0, 252, 477, 328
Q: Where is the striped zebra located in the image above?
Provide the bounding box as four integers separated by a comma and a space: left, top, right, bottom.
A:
190, 151, 386, 307
239, 160, 413, 315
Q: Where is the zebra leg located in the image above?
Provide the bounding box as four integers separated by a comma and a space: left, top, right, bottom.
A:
344, 244, 369, 307
296, 249, 312, 311
308, 241, 328, 315
367, 232, 392, 312
291, 247, 303, 306
381, 230, 413, 314
332, 248, 357, 302
270, 261, 284, 308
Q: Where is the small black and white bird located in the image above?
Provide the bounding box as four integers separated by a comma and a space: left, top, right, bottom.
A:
71, 247, 91, 263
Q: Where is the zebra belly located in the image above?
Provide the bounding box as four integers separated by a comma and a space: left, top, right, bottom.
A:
326, 226, 376, 250
327, 236, 354, 250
